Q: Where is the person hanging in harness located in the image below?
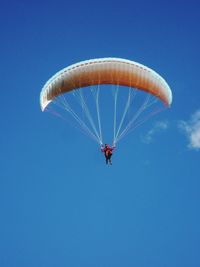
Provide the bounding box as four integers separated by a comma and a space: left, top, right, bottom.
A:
101, 144, 115, 165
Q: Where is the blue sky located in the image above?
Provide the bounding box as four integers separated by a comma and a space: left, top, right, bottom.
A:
1, 0, 200, 266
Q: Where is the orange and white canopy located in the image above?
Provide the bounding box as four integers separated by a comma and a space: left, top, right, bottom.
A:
40, 57, 172, 111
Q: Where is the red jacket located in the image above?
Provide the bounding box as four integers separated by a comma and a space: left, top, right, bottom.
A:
101, 145, 115, 157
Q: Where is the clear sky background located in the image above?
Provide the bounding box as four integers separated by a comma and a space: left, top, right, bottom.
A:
1, 0, 200, 266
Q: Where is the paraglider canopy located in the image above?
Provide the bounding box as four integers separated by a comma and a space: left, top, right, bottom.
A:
40, 58, 172, 111
40, 57, 172, 145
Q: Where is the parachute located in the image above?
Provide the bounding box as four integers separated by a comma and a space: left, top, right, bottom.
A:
40, 57, 172, 145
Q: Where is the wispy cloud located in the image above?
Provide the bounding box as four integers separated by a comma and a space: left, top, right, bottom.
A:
179, 110, 200, 151
141, 121, 169, 144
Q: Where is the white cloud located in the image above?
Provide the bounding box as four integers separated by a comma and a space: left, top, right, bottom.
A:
179, 110, 200, 151
142, 121, 169, 144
